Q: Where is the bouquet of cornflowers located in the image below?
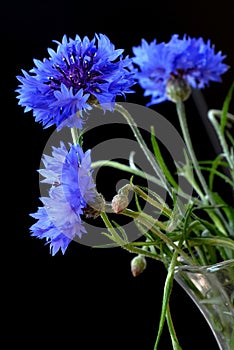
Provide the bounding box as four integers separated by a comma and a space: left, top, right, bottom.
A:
16, 33, 234, 349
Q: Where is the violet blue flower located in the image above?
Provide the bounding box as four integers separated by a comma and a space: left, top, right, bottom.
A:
131, 34, 229, 105
30, 141, 96, 255
16, 34, 135, 130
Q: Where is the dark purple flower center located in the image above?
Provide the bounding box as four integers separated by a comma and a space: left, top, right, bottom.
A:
45, 51, 105, 94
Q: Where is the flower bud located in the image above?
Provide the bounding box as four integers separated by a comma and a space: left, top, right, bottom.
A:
131, 254, 147, 277
112, 193, 129, 213
166, 76, 191, 102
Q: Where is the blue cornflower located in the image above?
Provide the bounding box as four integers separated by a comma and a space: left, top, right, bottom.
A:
16, 34, 135, 130
131, 34, 229, 105
30, 141, 96, 255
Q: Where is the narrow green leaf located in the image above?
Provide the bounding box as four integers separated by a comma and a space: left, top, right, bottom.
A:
207, 155, 223, 190
188, 236, 234, 252
112, 220, 129, 242
211, 192, 234, 232
191, 211, 226, 235
150, 126, 179, 189
198, 166, 234, 187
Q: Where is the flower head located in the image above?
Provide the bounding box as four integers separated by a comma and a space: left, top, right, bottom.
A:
30, 141, 96, 255
131, 34, 229, 105
16, 34, 135, 130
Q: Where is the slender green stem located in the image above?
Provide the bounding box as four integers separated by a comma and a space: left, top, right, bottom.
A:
132, 209, 168, 231
176, 100, 209, 200
123, 243, 164, 261
176, 100, 229, 235
166, 304, 182, 350
115, 103, 173, 197
91, 160, 163, 186
101, 206, 194, 264
100, 212, 165, 261
195, 246, 209, 265
181, 169, 205, 199
131, 184, 172, 217
121, 208, 195, 265
91, 160, 196, 203
100, 212, 125, 246
208, 109, 234, 172
153, 236, 184, 350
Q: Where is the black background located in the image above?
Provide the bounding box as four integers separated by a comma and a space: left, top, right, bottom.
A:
3, 1, 234, 349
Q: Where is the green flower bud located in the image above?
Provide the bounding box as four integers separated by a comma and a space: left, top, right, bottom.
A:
166, 76, 191, 103
131, 254, 147, 277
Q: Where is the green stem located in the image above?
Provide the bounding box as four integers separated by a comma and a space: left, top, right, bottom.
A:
92, 160, 163, 186
176, 100, 229, 235
131, 184, 172, 217
100, 212, 165, 262
194, 246, 209, 265
176, 100, 209, 200
153, 237, 184, 350
166, 304, 182, 350
123, 243, 164, 261
115, 103, 173, 198
91, 160, 195, 203
100, 212, 125, 246
121, 208, 195, 265
132, 209, 168, 231
101, 206, 194, 264
208, 109, 234, 172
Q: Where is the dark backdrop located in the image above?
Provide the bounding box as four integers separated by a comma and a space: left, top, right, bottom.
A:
2, 1, 234, 349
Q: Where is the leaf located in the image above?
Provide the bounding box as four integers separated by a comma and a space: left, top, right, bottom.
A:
188, 236, 234, 252
208, 155, 226, 190
198, 165, 234, 187
211, 192, 234, 233
112, 220, 129, 242
150, 125, 179, 189
191, 209, 226, 236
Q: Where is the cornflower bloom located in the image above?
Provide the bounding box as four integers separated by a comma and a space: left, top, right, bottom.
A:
16, 34, 135, 130
30, 141, 96, 255
131, 34, 229, 104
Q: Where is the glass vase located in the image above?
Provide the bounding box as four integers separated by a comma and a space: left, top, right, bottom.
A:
174, 259, 234, 350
